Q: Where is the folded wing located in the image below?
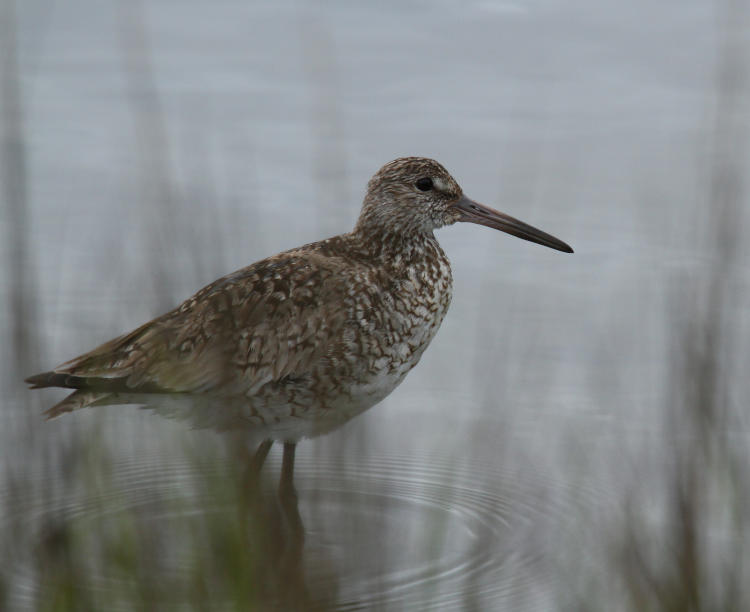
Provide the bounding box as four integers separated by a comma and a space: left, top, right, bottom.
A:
26, 250, 350, 414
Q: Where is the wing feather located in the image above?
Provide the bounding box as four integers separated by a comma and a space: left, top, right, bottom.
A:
28, 250, 350, 396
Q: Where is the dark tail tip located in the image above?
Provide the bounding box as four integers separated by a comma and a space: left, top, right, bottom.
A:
25, 371, 88, 390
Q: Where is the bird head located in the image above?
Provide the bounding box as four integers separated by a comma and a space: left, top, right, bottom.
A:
356, 157, 573, 253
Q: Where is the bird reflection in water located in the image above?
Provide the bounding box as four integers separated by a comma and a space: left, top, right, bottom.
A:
26, 158, 572, 608
146, 393, 346, 611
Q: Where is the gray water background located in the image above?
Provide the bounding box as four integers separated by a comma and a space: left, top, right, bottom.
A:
1, 0, 749, 609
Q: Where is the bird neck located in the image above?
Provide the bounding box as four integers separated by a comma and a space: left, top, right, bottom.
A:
347, 224, 440, 264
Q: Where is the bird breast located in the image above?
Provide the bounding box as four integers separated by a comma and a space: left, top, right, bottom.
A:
339, 239, 453, 405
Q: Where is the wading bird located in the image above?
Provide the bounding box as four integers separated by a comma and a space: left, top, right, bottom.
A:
27, 157, 572, 479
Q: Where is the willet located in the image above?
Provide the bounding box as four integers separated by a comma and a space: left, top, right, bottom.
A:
26, 157, 572, 476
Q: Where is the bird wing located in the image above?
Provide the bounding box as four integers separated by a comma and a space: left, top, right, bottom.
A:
27, 250, 351, 395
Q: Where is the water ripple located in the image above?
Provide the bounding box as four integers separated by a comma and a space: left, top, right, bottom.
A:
1, 445, 605, 610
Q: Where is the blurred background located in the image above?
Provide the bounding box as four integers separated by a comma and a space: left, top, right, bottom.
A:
1, 0, 748, 609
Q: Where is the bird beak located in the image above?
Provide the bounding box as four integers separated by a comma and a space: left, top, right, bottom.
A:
453, 195, 574, 253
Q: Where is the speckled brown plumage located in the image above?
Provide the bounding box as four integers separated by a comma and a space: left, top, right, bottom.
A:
27, 157, 572, 435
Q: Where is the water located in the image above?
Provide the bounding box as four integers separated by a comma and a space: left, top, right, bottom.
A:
2, 0, 749, 609
1, 411, 603, 610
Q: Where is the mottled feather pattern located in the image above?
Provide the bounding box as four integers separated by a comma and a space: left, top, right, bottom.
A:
32, 229, 453, 422
30, 157, 570, 433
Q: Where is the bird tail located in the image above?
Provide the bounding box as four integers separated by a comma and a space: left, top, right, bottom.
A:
25, 371, 91, 390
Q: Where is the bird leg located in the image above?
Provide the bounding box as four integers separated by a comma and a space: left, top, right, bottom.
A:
251, 439, 274, 472
279, 442, 304, 543
237, 438, 275, 563
276, 441, 309, 606
241, 438, 273, 495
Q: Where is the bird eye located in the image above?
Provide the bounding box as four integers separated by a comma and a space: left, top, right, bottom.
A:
415, 177, 433, 191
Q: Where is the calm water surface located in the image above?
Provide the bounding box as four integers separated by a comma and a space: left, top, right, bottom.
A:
2, 0, 748, 609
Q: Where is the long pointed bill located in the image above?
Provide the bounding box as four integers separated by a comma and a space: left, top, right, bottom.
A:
454, 195, 573, 253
